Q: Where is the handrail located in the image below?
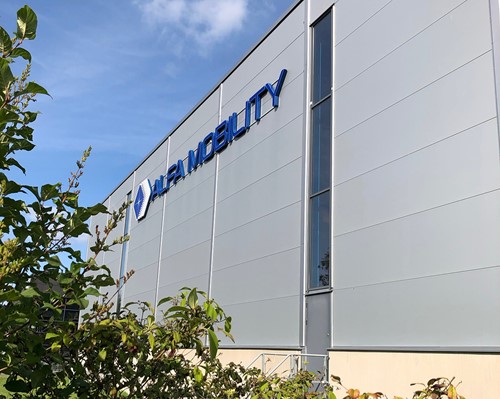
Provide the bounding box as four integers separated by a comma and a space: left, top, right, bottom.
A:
246, 351, 329, 385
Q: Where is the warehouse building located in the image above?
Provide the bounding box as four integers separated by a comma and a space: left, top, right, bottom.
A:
89, 0, 500, 395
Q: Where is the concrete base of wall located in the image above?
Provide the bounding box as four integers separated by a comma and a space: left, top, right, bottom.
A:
329, 351, 500, 398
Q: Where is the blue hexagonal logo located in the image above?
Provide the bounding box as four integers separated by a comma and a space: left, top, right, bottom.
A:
134, 179, 152, 221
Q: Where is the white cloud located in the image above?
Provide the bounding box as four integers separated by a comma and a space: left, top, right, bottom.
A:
136, 0, 248, 50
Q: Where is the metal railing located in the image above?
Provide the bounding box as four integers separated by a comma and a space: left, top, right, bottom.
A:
247, 352, 329, 385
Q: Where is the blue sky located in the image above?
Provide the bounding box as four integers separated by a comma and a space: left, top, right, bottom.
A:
2, 0, 294, 203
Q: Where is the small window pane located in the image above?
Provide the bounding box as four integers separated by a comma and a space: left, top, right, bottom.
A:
309, 192, 331, 289
312, 12, 332, 103
311, 98, 331, 194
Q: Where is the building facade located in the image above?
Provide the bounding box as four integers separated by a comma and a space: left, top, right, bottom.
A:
89, 0, 500, 395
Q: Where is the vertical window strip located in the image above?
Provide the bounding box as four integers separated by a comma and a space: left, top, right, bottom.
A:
309, 11, 332, 290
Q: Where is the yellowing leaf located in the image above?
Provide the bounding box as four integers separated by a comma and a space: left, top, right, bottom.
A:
98, 349, 107, 361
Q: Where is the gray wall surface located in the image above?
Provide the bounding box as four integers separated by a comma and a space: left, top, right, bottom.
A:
333, 0, 500, 348
92, 2, 309, 348
89, 0, 500, 352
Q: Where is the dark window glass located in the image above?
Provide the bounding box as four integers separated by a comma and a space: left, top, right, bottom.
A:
309, 11, 332, 291
311, 98, 331, 194
312, 12, 332, 104
309, 192, 331, 289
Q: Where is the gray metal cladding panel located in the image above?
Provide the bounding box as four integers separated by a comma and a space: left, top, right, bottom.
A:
219, 295, 301, 347
123, 262, 159, 298
221, 4, 305, 105
158, 240, 211, 287
213, 202, 301, 271
162, 163, 215, 226
128, 206, 163, 248
161, 207, 213, 259
217, 115, 303, 201
168, 90, 220, 157
103, 259, 121, 287
334, 189, 500, 289
217, 74, 305, 178
133, 140, 168, 185
335, 0, 392, 44
334, 119, 500, 235
215, 158, 302, 236
108, 174, 134, 210
169, 113, 220, 164
335, 0, 466, 88
310, 0, 334, 23
211, 247, 301, 306
126, 236, 161, 273
335, 53, 497, 184
221, 36, 304, 115
333, 266, 500, 347
334, 0, 492, 136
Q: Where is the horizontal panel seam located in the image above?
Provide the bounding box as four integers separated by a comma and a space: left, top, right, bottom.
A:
334, 262, 500, 290
215, 199, 301, 238
165, 171, 216, 207
162, 205, 213, 234
335, 116, 497, 187
219, 293, 300, 308
126, 236, 161, 255
334, 187, 500, 237
213, 245, 301, 273
123, 287, 157, 300
221, 33, 304, 106
335, 49, 492, 137
157, 273, 209, 291
335, 0, 394, 46
160, 238, 212, 260
335, 0, 469, 90
218, 112, 303, 173
169, 110, 220, 155
217, 156, 301, 204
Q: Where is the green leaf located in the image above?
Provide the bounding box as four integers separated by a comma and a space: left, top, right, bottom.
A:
148, 333, 155, 348
40, 183, 59, 200
0, 58, 14, 96
206, 303, 217, 321
187, 288, 197, 309
83, 287, 100, 297
193, 366, 203, 383
157, 296, 172, 307
88, 203, 108, 215
0, 289, 20, 302
46, 256, 62, 267
0, 108, 21, 124
98, 349, 107, 361
20, 287, 39, 298
10, 48, 31, 62
207, 329, 218, 360
17, 5, 38, 40
5, 378, 30, 393
17, 81, 50, 97
0, 26, 12, 54
45, 332, 59, 340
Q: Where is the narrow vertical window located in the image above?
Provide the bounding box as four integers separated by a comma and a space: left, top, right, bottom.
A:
116, 192, 132, 312
309, 11, 332, 290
